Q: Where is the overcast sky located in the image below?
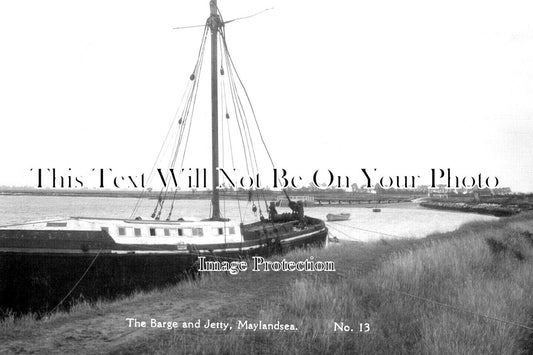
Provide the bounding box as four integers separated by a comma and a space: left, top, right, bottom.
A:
0, 0, 532, 191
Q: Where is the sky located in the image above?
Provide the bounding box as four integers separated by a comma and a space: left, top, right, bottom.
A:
0, 0, 532, 191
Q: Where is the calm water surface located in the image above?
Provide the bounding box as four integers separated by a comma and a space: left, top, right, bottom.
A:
0, 196, 497, 242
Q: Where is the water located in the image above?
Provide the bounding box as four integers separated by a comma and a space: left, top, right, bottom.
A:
0, 195, 497, 240
0, 195, 497, 315
317, 205, 497, 242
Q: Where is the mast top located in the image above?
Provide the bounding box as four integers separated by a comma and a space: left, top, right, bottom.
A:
208, 0, 221, 30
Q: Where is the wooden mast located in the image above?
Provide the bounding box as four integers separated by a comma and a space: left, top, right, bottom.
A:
209, 0, 221, 220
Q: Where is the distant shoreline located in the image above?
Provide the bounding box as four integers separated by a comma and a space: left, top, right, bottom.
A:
0, 188, 424, 201
0, 189, 249, 200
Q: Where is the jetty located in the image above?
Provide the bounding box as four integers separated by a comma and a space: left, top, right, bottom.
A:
315, 197, 411, 206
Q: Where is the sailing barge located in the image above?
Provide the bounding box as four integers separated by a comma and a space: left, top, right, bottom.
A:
0, 1, 327, 314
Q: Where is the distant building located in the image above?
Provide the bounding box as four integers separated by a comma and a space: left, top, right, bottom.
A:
428, 184, 449, 198
473, 188, 493, 201
491, 187, 512, 195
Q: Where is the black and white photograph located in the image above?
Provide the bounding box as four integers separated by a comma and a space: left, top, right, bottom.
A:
1, 0, 532, 353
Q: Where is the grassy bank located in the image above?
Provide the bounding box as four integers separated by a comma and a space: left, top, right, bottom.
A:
2, 213, 533, 354
151, 214, 533, 354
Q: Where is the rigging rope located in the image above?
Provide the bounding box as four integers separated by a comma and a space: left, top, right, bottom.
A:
332, 255, 533, 333
131, 23, 209, 219
48, 248, 103, 315
220, 29, 293, 204
219, 31, 275, 169
147, 23, 209, 220
330, 221, 408, 239
223, 7, 274, 25
134, 6, 284, 221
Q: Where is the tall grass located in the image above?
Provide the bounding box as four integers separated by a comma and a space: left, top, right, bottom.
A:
4, 213, 533, 354
152, 213, 533, 354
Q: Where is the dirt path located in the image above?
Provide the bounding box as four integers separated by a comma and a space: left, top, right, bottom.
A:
0, 241, 413, 354
1, 261, 304, 355
2, 291, 226, 354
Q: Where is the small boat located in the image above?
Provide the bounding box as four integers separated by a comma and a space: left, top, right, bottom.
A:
326, 213, 351, 222
372, 208, 381, 212
0, 1, 328, 315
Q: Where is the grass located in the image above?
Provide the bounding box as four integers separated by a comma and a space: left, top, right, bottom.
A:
149, 213, 533, 354
0, 273, 211, 335
2, 213, 533, 354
